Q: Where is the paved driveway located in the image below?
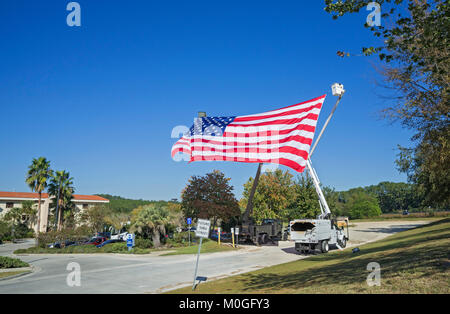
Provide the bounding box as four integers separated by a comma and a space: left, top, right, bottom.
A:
0, 220, 429, 294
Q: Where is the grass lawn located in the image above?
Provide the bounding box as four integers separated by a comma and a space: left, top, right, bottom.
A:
0, 256, 30, 268
13, 240, 237, 256
351, 211, 450, 222
14, 244, 153, 255
0, 270, 30, 279
161, 241, 239, 256
169, 218, 450, 294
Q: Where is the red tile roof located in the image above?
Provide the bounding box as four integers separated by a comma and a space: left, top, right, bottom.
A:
0, 191, 109, 202
72, 194, 109, 202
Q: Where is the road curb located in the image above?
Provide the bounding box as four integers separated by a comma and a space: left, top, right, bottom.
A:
0, 266, 35, 281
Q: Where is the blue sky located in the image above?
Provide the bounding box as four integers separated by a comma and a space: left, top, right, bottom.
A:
0, 0, 413, 200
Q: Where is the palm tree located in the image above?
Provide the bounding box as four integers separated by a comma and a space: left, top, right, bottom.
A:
104, 213, 130, 235
48, 170, 75, 231
131, 204, 172, 247
21, 200, 37, 229
25, 157, 52, 235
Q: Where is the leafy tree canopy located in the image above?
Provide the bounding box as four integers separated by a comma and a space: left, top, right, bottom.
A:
181, 170, 240, 230
324, 0, 449, 208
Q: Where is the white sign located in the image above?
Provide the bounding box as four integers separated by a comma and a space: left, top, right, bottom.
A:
235, 227, 239, 235
195, 219, 211, 239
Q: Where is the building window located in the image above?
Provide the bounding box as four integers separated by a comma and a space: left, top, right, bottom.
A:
6, 202, 14, 209
82, 204, 89, 210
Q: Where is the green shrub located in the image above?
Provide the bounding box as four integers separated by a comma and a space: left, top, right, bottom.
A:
13, 224, 34, 239
37, 228, 92, 248
349, 200, 382, 219
135, 238, 153, 249
0, 256, 29, 269
0, 221, 11, 241
101, 242, 128, 253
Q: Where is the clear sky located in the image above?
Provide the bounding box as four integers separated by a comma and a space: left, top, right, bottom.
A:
0, 0, 413, 201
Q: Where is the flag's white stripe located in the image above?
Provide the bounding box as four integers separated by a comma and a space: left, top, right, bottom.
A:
231, 108, 321, 125
191, 150, 308, 165
224, 119, 318, 134
191, 140, 312, 151
190, 129, 315, 144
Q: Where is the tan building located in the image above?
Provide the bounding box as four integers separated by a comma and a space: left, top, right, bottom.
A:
0, 191, 109, 232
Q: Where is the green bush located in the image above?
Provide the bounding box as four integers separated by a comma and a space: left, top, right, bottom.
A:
0, 221, 11, 241
135, 238, 153, 249
349, 200, 382, 219
0, 256, 29, 269
13, 224, 34, 239
37, 227, 92, 248
101, 242, 128, 253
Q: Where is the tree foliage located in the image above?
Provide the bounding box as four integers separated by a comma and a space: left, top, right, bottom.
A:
96, 194, 171, 213
364, 181, 424, 211
26, 157, 52, 233
286, 175, 321, 220
181, 170, 240, 230
130, 204, 175, 247
48, 170, 75, 231
241, 169, 295, 223
80, 204, 109, 233
324, 0, 449, 208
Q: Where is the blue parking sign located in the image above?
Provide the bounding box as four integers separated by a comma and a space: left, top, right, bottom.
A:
187, 218, 192, 225
126, 233, 135, 248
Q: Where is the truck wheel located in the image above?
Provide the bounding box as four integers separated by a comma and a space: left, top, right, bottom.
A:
339, 238, 347, 248
257, 235, 263, 246
261, 234, 268, 244
320, 240, 329, 253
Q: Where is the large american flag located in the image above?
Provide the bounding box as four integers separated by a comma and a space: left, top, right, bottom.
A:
171, 95, 326, 172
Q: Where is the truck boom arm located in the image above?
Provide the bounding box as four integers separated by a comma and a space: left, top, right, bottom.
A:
242, 163, 263, 225
306, 158, 331, 218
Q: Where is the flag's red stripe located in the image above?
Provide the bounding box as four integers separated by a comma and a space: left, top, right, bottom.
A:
233, 102, 322, 123
228, 113, 319, 127
191, 146, 309, 160
190, 134, 313, 147
171, 147, 191, 157
223, 123, 316, 137
190, 155, 306, 172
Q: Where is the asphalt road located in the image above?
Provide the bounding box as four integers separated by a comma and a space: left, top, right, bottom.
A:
0, 220, 429, 294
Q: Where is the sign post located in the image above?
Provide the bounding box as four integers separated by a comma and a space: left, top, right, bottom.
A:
231, 227, 235, 248
217, 227, 221, 245
235, 227, 239, 247
126, 233, 135, 252
192, 218, 210, 290
187, 218, 192, 246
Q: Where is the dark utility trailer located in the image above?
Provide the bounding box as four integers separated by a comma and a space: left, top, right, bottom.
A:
239, 218, 283, 245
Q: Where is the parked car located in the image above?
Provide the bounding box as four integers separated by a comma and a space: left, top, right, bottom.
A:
85, 237, 107, 246
111, 232, 128, 240
96, 239, 122, 248
47, 240, 77, 249
96, 232, 111, 239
